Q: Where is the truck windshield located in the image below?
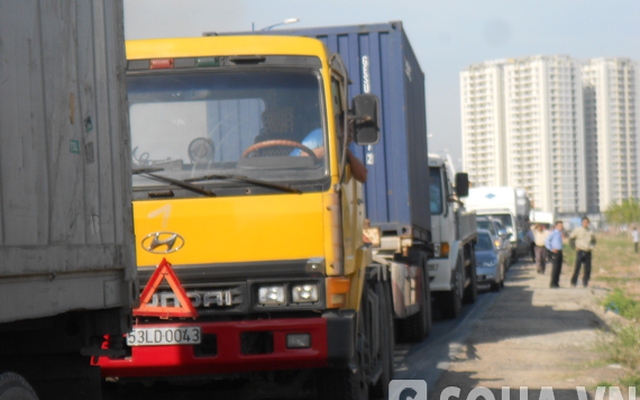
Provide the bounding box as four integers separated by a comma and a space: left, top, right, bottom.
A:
429, 167, 443, 214
127, 69, 327, 190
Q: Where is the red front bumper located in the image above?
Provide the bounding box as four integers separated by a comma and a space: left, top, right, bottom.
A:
96, 317, 345, 378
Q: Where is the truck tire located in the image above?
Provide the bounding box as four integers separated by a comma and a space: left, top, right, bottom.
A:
371, 281, 395, 399
0, 372, 38, 400
441, 259, 463, 319
463, 250, 478, 304
319, 276, 383, 400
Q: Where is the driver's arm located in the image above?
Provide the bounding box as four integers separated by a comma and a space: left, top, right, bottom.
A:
346, 148, 367, 183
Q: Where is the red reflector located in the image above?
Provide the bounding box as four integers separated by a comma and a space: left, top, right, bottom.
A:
150, 59, 174, 70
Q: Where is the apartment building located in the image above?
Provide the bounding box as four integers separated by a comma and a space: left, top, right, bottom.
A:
461, 55, 586, 214
503, 55, 586, 214
460, 60, 506, 187
582, 58, 639, 212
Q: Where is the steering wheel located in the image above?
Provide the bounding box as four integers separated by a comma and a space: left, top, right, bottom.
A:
241, 140, 318, 163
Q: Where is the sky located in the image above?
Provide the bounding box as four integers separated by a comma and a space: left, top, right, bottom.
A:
124, 0, 640, 170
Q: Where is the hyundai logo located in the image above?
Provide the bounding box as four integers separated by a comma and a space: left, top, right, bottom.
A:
141, 232, 185, 254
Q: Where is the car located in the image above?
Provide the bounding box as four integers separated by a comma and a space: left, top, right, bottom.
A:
475, 229, 508, 291
476, 216, 512, 264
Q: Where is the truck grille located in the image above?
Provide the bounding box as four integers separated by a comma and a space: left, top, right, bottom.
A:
146, 282, 248, 315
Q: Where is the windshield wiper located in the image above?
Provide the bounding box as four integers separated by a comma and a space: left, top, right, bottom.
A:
132, 168, 216, 197
184, 174, 301, 194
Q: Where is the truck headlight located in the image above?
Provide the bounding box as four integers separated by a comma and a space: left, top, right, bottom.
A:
258, 286, 285, 305
292, 284, 319, 303
286, 333, 311, 349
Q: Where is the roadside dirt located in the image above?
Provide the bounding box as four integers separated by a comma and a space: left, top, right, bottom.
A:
428, 258, 625, 400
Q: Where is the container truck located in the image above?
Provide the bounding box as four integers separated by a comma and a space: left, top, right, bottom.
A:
0, 1, 135, 399
268, 22, 436, 343
427, 155, 477, 318
96, 22, 435, 400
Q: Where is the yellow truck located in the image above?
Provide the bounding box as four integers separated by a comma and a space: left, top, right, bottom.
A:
96, 34, 402, 398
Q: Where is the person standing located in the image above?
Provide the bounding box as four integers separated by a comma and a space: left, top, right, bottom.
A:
545, 220, 564, 288
569, 216, 596, 288
527, 228, 535, 262
533, 224, 549, 274
632, 227, 639, 254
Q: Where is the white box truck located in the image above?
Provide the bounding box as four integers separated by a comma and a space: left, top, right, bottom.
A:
464, 186, 531, 262
0, 1, 135, 399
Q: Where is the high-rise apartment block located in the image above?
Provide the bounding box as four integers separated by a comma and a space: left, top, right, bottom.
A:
582, 58, 639, 213
460, 61, 506, 187
461, 55, 586, 214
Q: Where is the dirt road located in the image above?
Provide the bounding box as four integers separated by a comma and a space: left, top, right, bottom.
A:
426, 259, 621, 400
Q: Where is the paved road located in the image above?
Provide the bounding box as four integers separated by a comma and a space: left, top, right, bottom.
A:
424, 258, 611, 400
393, 284, 499, 388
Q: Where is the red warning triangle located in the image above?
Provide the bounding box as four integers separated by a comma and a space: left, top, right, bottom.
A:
133, 258, 198, 319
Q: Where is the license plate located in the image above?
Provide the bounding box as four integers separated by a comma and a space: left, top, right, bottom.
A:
127, 327, 201, 346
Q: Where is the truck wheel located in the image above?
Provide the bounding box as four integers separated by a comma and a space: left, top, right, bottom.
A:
463, 251, 478, 304
318, 277, 376, 400
441, 260, 463, 319
371, 281, 394, 398
0, 372, 38, 400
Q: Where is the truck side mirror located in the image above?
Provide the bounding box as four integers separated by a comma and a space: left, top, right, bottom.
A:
351, 94, 380, 145
455, 172, 469, 197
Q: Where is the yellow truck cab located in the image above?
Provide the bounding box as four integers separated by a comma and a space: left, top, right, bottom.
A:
97, 35, 393, 399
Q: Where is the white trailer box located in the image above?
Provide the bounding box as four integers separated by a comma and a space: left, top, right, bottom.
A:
464, 187, 518, 231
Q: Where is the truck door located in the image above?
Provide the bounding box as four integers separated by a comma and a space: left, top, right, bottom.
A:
331, 73, 362, 276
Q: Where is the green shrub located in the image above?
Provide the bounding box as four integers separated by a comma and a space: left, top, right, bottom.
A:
602, 289, 640, 320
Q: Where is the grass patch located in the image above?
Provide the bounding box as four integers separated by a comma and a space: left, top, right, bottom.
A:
598, 323, 640, 379
602, 289, 640, 320
587, 233, 640, 387
620, 375, 640, 387
610, 324, 640, 369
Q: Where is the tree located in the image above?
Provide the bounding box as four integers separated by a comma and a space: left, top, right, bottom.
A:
604, 198, 640, 226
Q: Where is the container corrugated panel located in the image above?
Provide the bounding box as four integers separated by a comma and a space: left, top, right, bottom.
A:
262, 22, 431, 241
0, 0, 135, 322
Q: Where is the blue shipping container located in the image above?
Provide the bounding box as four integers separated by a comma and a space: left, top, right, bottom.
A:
241, 21, 431, 242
